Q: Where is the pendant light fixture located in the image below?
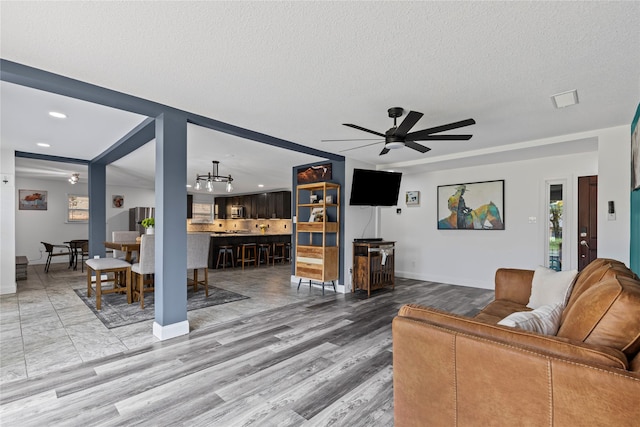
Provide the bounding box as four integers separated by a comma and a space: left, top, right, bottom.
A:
68, 173, 80, 184
194, 161, 233, 193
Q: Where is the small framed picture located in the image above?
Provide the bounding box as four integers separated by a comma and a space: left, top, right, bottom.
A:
406, 191, 420, 206
310, 194, 319, 203
325, 195, 333, 204
112, 195, 124, 208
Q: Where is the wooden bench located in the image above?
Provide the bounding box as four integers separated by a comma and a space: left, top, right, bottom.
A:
85, 258, 132, 310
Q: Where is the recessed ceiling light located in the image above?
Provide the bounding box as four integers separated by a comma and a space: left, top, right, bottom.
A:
37, 142, 51, 147
550, 90, 579, 108
186, 184, 192, 188
49, 111, 67, 119
258, 184, 264, 188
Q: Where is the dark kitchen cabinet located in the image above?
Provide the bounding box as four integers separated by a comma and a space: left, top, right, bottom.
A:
215, 196, 227, 219
187, 194, 193, 219
214, 191, 292, 219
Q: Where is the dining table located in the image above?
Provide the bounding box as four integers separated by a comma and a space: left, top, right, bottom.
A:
64, 239, 88, 271
104, 241, 140, 263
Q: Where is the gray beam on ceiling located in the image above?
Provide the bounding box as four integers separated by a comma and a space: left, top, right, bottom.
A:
1, 59, 344, 163
14, 151, 90, 164
92, 117, 155, 165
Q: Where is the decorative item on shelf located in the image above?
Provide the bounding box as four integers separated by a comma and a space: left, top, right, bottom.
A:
309, 207, 324, 222
141, 217, 155, 235
194, 160, 234, 193
310, 194, 319, 203
325, 195, 333, 204
68, 173, 80, 184
259, 224, 267, 234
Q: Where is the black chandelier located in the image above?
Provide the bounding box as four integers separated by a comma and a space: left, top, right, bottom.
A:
194, 161, 233, 193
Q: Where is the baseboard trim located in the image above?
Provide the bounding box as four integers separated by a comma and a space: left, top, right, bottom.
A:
153, 320, 189, 341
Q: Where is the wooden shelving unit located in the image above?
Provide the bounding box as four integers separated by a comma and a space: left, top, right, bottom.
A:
295, 182, 340, 293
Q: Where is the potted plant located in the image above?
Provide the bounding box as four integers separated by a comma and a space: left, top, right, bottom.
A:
141, 217, 155, 234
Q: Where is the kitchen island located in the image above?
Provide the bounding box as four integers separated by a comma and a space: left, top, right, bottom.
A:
206, 233, 291, 268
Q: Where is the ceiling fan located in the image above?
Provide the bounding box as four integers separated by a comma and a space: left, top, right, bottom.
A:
324, 107, 476, 156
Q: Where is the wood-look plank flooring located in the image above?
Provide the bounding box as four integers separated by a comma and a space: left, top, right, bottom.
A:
0, 262, 493, 426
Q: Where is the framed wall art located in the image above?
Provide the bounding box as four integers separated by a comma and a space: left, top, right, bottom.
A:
406, 191, 420, 206
19, 190, 48, 210
297, 163, 332, 184
632, 106, 639, 191
437, 180, 504, 230
112, 195, 124, 208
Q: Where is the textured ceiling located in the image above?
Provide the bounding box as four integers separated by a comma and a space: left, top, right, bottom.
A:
1, 1, 638, 190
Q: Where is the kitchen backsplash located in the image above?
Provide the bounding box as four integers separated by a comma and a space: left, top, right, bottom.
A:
187, 218, 292, 234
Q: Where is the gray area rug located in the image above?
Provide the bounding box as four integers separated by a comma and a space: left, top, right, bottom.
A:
74, 285, 249, 329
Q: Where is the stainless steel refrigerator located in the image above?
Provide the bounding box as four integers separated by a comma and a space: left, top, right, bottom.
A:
129, 207, 155, 235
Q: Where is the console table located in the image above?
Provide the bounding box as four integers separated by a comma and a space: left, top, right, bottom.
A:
352, 241, 395, 296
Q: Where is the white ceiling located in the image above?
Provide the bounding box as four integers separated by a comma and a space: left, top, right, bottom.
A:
1, 2, 639, 192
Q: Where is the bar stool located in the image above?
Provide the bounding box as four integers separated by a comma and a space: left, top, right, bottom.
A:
237, 243, 257, 270
285, 242, 292, 263
257, 243, 270, 266
216, 245, 235, 269
272, 242, 286, 265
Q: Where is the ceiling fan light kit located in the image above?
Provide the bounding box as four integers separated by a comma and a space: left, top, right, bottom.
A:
334, 106, 476, 156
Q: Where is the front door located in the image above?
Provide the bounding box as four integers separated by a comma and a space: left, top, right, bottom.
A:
577, 175, 598, 271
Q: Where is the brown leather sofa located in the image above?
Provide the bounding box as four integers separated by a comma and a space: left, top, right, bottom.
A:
392, 258, 640, 426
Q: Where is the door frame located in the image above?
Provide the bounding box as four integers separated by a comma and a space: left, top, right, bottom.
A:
543, 177, 577, 271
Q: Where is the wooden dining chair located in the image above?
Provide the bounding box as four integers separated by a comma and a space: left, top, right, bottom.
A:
187, 234, 210, 297
131, 234, 154, 309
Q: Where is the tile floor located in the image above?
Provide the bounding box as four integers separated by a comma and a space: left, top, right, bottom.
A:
0, 260, 325, 383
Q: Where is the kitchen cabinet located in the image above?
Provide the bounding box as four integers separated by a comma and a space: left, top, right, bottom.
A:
215, 191, 292, 219
187, 194, 193, 219
215, 197, 227, 219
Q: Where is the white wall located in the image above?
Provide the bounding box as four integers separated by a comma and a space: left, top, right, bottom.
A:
14, 176, 155, 267
597, 126, 630, 262
379, 125, 630, 289
0, 148, 17, 294
342, 158, 377, 291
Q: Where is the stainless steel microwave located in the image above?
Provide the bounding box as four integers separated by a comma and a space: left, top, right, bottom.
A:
231, 205, 244, 218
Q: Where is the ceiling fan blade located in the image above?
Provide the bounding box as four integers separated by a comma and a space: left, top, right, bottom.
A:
407, 134, 473, 141
321, 137, 382, 142
339, 140, 384, 153
393, 111, 423, 138
343, 123, 386, 137
406, 118, 476, 139
405, 141, 431, 153
379, 146, 390, 156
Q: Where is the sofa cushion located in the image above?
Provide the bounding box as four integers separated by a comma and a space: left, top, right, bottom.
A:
563, 259, 627, 318
477, 299, 531, 324
498, 302, 564, 335
528, 266, 577, 309
557, 276, 640, 358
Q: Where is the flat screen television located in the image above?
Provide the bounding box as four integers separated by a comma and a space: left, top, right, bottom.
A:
349, 168, 402, 206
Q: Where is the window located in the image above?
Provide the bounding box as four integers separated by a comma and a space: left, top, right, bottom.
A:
191, 202, 214, 223
67, 194, 89, 223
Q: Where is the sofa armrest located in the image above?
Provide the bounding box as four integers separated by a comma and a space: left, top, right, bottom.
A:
494, 268, 534, 305
398, 304, 628, 369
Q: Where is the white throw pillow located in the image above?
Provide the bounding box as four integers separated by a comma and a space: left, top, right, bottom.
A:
497, 303, 564, 335
527, 266, 578, 309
